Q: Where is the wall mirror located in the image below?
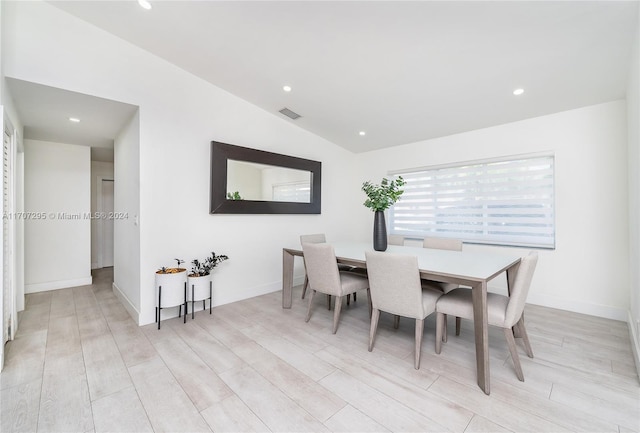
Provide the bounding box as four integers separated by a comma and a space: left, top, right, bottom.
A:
210, 141, 322, 214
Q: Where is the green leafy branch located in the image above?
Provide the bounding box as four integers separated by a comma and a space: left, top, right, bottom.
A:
190, 251, 229, 276
361, 176, 406, 211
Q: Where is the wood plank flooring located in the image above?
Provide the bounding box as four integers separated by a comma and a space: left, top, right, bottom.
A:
1, 268, 638, 432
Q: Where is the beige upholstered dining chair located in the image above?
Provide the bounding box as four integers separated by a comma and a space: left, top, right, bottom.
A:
300, 233, 327, 245
365, 251, 442, 369
388, 234, 405, 246
423, 236, 463, 251
422, 237, 463, 293
300, 234, 354, 297
302, 242, 370, 334
435, 251, 538, 381
420, 236, 464, 335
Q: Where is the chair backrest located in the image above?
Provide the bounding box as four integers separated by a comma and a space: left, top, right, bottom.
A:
365, 251, 425, 319
388, 234, 405, 246
300, 233, 326, 244
302, 242, 342, 296
504, 251, 539, 327
423, 237, 462, 251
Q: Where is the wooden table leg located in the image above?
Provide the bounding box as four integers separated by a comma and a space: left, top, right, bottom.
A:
471, 281, 490, 394
282, 249, 294, 309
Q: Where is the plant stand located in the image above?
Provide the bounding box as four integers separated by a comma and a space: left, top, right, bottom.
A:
155, 268, 188, 329
155, 284, 187, 329
187, 275, 213, 319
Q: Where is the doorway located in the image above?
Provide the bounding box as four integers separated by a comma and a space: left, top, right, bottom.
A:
99, 179, 114, 268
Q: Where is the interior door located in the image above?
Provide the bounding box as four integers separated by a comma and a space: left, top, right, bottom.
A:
101, 179, 114, 268
3, 125, 15, 346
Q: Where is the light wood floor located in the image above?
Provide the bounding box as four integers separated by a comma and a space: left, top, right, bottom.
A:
1, 268, 639, 432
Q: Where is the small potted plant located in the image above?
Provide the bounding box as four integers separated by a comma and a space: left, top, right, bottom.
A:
361, 176, 406, 251
187, 251, 229, 318
155, 259, 187, 329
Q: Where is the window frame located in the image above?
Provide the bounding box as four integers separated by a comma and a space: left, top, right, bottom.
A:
388, 152, 556, 249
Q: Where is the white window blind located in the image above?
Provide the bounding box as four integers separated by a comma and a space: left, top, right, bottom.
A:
389, 154, 555, 249
272, 181, 311, 203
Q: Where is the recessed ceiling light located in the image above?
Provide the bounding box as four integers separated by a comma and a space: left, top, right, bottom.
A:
283, 85, 292, 92
359, 131, 366, 136
138, 0, 152, 10
69, 117, 80, 123
513, 88, 525, 96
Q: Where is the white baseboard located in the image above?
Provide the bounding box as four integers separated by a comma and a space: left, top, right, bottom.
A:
113, 281, 140, 324
523, 292, 627, 322
628, 310, 640, 381
25, 276, 93, 293
210, 275, 306, 307
213, 280, 282, 307
139, 274, 306, 326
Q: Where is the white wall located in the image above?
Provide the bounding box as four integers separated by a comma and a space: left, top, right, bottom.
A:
358, 101, 629, 321
627, 5, 640, 376
23, 139, 91, 292
15, 150, 23, 312
90, 161, 114, 269
3, 1, 362, 324
113, 112, 140, 318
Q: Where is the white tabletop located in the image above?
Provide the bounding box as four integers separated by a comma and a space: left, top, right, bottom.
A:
293, 241, 521, 283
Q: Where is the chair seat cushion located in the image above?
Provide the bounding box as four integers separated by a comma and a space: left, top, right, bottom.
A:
436, 288, 509, 327
420, 288, 443, 317
382, 287, 441, 319
338, 271, 369, 294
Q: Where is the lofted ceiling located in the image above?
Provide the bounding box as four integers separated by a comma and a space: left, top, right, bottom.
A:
18, 1, 640, 154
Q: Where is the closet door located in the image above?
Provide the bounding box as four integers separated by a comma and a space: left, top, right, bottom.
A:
2, 118, 16, 349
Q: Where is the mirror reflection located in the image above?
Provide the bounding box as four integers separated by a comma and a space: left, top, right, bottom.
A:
226, 159, 312, 203
210, 140, 321, 214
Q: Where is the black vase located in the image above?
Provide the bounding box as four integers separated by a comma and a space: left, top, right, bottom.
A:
373, 210, 387, 251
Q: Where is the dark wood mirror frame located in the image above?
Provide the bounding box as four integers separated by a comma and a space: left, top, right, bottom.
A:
210, 141, 322, 214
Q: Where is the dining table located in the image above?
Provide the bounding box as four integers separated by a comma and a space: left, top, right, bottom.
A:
282, 241, 522, 395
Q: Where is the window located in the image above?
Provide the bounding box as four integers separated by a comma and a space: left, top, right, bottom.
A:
272, 181, 311, 203
389, 154, 555, 249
